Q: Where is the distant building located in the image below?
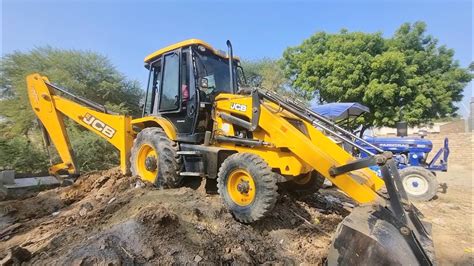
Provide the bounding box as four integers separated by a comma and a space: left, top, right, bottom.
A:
373, 120, 466, 136
373, 123, 444, 136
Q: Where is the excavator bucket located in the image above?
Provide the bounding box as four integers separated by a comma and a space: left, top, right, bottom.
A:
327, 160, 436, 265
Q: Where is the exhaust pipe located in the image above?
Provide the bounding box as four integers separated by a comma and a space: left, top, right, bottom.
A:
226, 40, 235, 93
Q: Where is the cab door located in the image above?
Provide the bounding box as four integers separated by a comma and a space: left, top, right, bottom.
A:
153, 49, 199, 142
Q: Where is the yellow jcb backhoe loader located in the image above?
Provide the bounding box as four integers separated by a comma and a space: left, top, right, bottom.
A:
27, 39, 435, 265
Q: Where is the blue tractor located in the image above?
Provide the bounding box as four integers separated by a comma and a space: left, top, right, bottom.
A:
312, 102, 449, 201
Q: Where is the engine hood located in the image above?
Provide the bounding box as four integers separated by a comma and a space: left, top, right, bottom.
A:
360, 137, 433, 153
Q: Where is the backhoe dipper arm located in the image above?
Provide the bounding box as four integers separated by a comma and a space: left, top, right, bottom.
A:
26, 73, 134, 176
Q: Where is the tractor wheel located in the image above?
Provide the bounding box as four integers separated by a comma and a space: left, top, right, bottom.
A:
399, 167, 438, 202
217, 153, 278, 223
130, 127, 182, 188
284, 170, 325, 196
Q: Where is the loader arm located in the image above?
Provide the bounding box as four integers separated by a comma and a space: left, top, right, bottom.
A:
213, 90, 434, 264
214, 92, 384, 203
26, 73, 134, 175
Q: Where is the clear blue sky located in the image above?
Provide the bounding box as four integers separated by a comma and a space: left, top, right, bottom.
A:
2, 0, 473, 116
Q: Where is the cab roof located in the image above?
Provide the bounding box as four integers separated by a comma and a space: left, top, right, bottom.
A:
144, 39, 239, 63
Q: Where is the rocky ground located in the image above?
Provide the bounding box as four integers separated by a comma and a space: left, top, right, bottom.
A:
0, 164, 472, 265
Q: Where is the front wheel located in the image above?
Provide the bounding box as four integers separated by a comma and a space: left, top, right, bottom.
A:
399, 167, 438, 202
217, 153, 278, 223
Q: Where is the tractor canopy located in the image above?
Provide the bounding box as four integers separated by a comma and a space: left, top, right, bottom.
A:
311, 102, 370, 121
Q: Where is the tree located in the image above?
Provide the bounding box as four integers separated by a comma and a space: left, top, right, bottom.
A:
241, 58, 287, 91
0, 47, 143, 172
0, 47, 142, 136
282, 22, 473, 128
0, 137, 49, 172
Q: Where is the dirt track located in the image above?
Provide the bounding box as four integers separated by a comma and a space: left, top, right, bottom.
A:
415, 164, 473, 265
0, 164, 472, 265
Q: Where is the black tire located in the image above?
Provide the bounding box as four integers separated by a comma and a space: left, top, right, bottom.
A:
217, 153, 278, 223
399, 167, 438, 202
283, 170, 325, 195
130, 127, 182, 188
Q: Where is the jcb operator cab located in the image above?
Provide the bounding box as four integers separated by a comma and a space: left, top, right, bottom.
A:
142, 39, 243, 143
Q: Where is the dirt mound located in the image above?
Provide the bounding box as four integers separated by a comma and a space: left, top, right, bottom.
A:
0, 168, 349, 265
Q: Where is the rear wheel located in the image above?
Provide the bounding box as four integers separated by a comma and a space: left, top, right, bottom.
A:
130, 127, 182, 188
284, 170, 325, 195
399, 167, 438, 202
217, 153, 278, 223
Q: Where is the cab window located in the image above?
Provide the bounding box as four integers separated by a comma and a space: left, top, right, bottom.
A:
194, 47, 237, 97
181, 52, 190, 103
160, 52, 180, 111
143, 60, 161, 115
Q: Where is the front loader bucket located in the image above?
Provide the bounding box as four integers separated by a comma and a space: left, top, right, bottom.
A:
327, 159, 436, 265
327, 205, 435, 265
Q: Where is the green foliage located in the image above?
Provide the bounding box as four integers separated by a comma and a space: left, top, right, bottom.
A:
67, 123, 120, 171
0, 47, 142, 136
0, 47, 143, 173
282, 22, 473, 127
241, 58, 287, 91
0, 136, 49, 172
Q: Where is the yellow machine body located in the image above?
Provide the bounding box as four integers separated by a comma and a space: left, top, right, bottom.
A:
26, 72, 383, 204
144, 38, 240, 63
25, 39, 434, 265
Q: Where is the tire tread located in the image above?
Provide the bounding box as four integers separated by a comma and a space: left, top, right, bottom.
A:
130, 127, 182, 188
217, 153, 278, 223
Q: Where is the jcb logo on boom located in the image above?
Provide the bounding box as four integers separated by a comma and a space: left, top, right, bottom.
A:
83, 113, 116, 139
230, 103, 247, 112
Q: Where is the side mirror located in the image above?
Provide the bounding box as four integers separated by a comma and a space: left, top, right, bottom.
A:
200, 77, 208, 88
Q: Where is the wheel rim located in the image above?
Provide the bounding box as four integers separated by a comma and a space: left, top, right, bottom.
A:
136, 144, 158, 183
403, 174, 429, 196
293, 172, 312, 185
227, 169, 256, 206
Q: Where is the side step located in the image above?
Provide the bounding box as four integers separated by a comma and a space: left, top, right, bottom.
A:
179, 172, 203, 177
178, 150, 205, 178
177, 151, 202, 156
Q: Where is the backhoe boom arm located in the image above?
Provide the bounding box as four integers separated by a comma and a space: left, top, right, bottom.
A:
26, 74, 134, 175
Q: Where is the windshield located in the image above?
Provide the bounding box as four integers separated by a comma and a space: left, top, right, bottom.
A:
194, 47, 238, 95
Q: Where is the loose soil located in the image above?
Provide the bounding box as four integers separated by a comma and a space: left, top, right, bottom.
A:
0, 164, 472, 265
0, 169, 348, 265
